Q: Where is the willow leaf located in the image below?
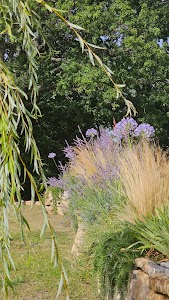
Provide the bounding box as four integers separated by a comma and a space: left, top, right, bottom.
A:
68, 22, 85, 31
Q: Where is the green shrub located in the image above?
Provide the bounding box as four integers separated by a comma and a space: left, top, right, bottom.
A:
94, 223, 144, 299
132, 204, 169, 257
68, 179, 123, 226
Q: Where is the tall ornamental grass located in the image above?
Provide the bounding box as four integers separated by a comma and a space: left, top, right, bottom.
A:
118, 141, 169, 223
64, 127, 120, 185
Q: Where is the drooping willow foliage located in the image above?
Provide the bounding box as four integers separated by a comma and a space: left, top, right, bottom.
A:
0, 0, 136, 298
0, 1, 69, 298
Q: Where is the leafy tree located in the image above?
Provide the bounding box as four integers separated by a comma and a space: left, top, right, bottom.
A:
32, 0, 169, 173
4, 0, 137, 178
3, 1, 169, 182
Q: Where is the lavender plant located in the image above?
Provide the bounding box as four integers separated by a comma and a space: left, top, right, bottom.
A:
48, 118, 155, 226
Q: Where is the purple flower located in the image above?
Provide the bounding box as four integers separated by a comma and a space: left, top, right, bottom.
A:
113, 118, 138, 137
47, 177, 58, 186
86, 128, 98, 138
48, 152, 56, 159
47, 176, 65, 189
102, 127, 114, 137
64, 145, 75, 159
134, 123, 155, 139
97, 127, 114, 149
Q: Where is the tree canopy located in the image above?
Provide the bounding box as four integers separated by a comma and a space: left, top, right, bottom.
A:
36, 0, 169, 167
2, 1, 168, 178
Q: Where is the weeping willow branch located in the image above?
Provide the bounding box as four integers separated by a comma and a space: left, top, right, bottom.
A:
0, 52, 69, 297
0, 1, 70, 298
0, 0, 41, 116
0, 59, 39, 295
35, 0, 136, 116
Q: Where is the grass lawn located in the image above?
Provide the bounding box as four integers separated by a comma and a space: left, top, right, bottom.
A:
0, 206, 98, 300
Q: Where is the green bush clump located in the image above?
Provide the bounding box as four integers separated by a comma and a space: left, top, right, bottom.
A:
132, 205, 169, 257
94, 224, 144, 299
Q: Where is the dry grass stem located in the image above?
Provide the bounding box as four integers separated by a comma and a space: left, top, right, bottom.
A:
68, 143, 116, 181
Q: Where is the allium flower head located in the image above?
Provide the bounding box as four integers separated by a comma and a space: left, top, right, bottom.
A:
86, 128, 98, 138
112, 117, 138, 141
48, 152, 56, 159
134, 123, 155, 139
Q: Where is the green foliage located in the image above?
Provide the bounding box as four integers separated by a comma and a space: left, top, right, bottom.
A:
94, 224, 144, 299
45, 186, 63, 213
3, 0, 168, 180
132, 205, 169, 256
68, 180, 122, 226
0, 1, 72, 297
34, 0, 168, 165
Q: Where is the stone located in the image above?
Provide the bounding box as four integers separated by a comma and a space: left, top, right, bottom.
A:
135, 258, 165, 276
71, 221, 87, 257
62, 191, 70, 201
149, 274, 169, 296
128, 270, 150, 300
165, 269, 169, 278
57, 200, 68, 216
57, 191, 69, 216
25, 200, 34, 206
161, 263, 169, 270
35, 201, 41, 205
128, 269, 169, 300
147, 290, 169, 300
44, 190, 54, 214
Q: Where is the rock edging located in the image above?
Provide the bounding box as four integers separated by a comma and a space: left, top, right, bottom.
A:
128, 258, 169, 300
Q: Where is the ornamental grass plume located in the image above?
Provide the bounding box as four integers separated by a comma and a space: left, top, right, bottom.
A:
67, 127, 119, 184
117, 141, 169, 223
